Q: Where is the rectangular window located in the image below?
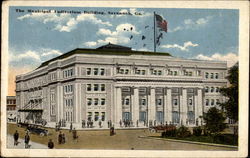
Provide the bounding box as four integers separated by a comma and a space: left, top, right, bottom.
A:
125, 98, 130, 105
101, 84, 105, 91
211, 99, 215, 106
141, 70, 146, 75
168, 70, 173, 75
94, 112, 99, 121
125, 69, 129, 74
173, 99, 178, 106
88, 112, 92, 121
205, 87, 209, 93
205, 72, 209, 79
87, 68, 91, 75
94, 84, 99, 91
216, 99, 220, 105
100, 68, 105, 75
215, 73, 219, 79
139, 112, 146, 121
157, 99, 162, 105
205, 99, 209, 106
94, 68, 98, 75
94, 98, 98, 105
136, 69, 140, 75
87, 84, 91, 91
120, 69, 124, 74
101, 112, 105, 121
211, 87, 214, 93
210, 73, 214, 79
158, 70, 162, 76
141, 99, 146, 106
153, 70, 157, 75
87, 98, 92, 106
174, 71, 178, 76
189, 72, 192, 76
216, 87, 219, 92
101, 98, 105, 105
189, 99, 193, 105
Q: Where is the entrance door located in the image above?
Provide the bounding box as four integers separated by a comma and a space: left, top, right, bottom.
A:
123, 112, 131, 121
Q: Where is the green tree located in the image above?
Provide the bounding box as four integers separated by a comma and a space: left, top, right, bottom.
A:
219, 63, 238, 122
203, 107, 226, 135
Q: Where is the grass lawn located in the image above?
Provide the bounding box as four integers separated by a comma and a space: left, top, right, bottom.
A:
153, 134, 238, 146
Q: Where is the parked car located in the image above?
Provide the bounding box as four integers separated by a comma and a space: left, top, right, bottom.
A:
27, 125, 48, 136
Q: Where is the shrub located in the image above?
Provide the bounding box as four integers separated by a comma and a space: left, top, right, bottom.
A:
177, 125, 191, 138
193, 126, 202, 136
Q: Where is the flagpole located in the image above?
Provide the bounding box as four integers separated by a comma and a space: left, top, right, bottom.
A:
153, 12, 156, 52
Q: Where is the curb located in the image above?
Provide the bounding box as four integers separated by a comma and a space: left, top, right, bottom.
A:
138, 136, 238, 149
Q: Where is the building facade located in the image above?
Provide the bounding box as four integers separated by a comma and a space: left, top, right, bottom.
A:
16, 44, 227, 127
7, 96, 17, 122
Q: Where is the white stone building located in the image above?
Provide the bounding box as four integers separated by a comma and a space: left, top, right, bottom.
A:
16, 44, 227, 128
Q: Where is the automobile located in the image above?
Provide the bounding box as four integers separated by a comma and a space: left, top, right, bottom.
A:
27, 125, 49, 136
17, 122, 29, 128
149, 125, 176, 133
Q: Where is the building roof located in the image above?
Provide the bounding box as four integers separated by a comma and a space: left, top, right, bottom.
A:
37, 43, 171, 69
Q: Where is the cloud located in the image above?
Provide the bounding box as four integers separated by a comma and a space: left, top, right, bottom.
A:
84, 23, 139, 47
41, 49, 62, 56
137, 48, 150, 51
18, 12, 112, 32
161, 41, 199, 51
169, 16, 212, 33
10, 50, 41, 62
195, 52, 238, 67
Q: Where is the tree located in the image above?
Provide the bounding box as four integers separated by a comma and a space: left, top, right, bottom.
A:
203, 107, 226, 135
219, 63, 238, 122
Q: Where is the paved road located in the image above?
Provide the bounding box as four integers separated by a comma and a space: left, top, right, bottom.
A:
7, 134, 47, 149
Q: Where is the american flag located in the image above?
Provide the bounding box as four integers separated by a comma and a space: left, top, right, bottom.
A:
155, 14, 168, 32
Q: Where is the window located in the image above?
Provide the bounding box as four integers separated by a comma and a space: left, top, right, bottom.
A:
184, 71, 188, 76
215, 73, 219, 79
205, 87, 209, 93
125, 69, 129, 74
174, 71, 178, 76
87, 68, 91, 75
141, 70, 146, 75
139, 112, 146, 121
211, 87, 214, 93
65, 85, 73, 93
173, 99, 178, 106
94, 84, 99, 91
101, 98, 105, 105
87, 98, 92, 106
152, 70, 157, 75
87, 84, 91, 91
88, 112, 92, 121
101, 84, 105, 91
189, 99, 193, 105
158, 70, 162, 76
120, 69, 124, 74
125, 98, 130, 105
205, 99, 209, 106
94, 98, 98, 105
168, 70, 173, 75
205, 72, 209, 79
216, 87, 219, 92
157, 99, 162, 106
211, 99, 214, 106
189, 72, 192, 76
101, 112, 105, 121
94, 112, 99, 121
94, 68, 98, 75
100, 68, 105, 75
141, 99, 146, 106
216, 99, 220, 105
210, 73, 214, 79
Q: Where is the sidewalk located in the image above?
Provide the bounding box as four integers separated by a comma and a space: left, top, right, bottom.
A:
7, 134, 47, 149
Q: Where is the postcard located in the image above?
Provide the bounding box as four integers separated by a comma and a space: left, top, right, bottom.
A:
1, 1, 249, 157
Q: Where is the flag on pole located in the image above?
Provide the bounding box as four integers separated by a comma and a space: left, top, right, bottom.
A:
155, 14, 168, 32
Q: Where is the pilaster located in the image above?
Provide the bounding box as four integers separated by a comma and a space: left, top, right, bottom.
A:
181, 88, 188, 125
132, 87, 139, 124
166, 88, 172, 123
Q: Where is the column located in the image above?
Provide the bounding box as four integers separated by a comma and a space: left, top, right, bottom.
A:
163, 88, 168, 123
116, 87, 122, 126
56, 84, 61, 122
166, 88, 172, 124
148, 87, 156, 122
181, 88, 188, 125
132, 87, 139, 124
197, 88, 203, 125
194, 89, 198, 125
75, 83, 80, 123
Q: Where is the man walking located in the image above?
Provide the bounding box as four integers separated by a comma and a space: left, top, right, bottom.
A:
24, 132, 30, 148
70, 122, 73, 132
13, 130, 19, 146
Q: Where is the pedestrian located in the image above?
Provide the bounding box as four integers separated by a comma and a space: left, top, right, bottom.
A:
13, 130, 19, 146
107, 120, 110, 128
136, 120, 139, 127
82, 120, 85, 128
72, 128, 78, 141
99, 120, 102, 128
62, 133, 66, 144
48, 139, 54, 149
58, 131, 62, 144
24, 132, 30, 149
119, 120, 122, 127
70, 122, 73, 132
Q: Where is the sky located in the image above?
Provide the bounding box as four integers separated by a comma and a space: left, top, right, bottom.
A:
8, 7, 239, 95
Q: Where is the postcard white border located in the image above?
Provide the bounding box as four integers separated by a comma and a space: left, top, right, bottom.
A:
1, 1, 249, 157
